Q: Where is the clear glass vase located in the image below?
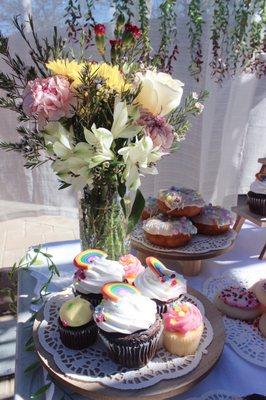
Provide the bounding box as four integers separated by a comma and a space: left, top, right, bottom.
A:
78, 184, 130, 260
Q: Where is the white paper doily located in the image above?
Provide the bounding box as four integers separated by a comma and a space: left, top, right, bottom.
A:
186, 390, 240, 400
131, 223, 237, 254
203, 273, 266, 368
37, 289, 213, 390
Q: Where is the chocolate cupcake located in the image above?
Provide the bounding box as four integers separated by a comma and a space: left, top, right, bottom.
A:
94, 283, 162, 368
247, 180, 266, 216
73, 249, 125, 307
134, 257, 187, 314
58, 296, 98, 349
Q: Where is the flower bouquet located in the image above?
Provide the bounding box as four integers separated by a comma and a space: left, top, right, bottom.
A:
0, 12, 207, 259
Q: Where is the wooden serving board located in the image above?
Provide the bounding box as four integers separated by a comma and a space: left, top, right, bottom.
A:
33, 288, 225, 400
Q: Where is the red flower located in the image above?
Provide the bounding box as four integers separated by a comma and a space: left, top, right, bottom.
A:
125, 23, 141, 39
109, 39, 123, 47
94, 24, 106, 36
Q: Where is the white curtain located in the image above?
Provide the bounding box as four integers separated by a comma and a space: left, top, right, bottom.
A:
0, 0, 265, 220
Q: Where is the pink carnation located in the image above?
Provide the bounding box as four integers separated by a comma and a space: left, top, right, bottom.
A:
119, 254, 145, 283
138, 109, 174, 152
23, 75, 76, 128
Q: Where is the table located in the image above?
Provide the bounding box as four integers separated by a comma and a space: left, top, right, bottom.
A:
15, 222, 266, 400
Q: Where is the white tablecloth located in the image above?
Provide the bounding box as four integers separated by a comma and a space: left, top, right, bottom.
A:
15, 221, 266, 400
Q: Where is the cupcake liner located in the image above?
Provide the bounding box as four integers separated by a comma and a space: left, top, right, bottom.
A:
247, 191, 266, 216
74, 290, 103, 307
58, 318, 98, 349
98, 316, 163, 368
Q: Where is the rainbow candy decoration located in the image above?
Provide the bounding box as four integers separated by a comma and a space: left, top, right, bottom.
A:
74, 249, 107, 270
101, 282, 140, 302
146, 256, 180, 286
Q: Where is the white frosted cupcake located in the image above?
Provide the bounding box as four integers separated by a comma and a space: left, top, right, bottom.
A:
94, 282, 162, 368
73, 249, 124, 307
134, 256, 186, 314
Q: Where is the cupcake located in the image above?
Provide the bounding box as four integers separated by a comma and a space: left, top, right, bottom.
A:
58, 296, 98, 349
162, 302, 204, 356
191, 204, 234, 235
215, 286, 262, 321
247, 176, 266, 216
73, 249, 124, 307
94, 282, 162, 368
134, 257, 187, 314
119, 254, 145, 284
141, 197, 160, 220
143, 214, 197, 247
157, 187, 205, 217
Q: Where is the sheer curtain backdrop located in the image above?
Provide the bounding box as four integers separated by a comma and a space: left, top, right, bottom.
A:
0, 0, 265, 221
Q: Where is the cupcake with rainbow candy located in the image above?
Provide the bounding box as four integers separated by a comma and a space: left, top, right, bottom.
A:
94, 282, 162, 368
73, 249, 124, 307
134, 257, 187, 314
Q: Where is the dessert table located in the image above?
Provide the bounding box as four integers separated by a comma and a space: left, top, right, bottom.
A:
14, 221, 266, 400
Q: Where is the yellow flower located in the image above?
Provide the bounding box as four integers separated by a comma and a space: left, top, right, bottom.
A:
46, 59, 85, 87
89, 63, 131, 93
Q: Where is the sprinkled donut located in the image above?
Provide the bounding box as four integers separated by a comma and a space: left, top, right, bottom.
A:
74, 249, 107, 270
157, 187, 205, 217
191, 204, 233, 235
215, 286, 262, 321
101, 282, 140, 302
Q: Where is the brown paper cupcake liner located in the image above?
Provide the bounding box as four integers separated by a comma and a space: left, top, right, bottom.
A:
58, 318, 98, 349
247, 192, 266, 216
98, 316, 163, 368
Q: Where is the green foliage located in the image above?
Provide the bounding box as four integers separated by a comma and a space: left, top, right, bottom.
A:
187, 0, 204, 82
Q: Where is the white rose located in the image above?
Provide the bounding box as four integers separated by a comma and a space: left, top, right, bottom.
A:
135, 70, 184, 117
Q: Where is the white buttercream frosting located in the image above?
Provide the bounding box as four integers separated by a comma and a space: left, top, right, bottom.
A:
143, 215, 197, 236
250, 179, 266, 195
94, 295, 157, 334
134, 266, 186, 301
73, 258, 124, 294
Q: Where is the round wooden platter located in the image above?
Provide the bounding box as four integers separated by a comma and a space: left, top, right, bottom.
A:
131, 229, 237, 276
33, 287, 225, 400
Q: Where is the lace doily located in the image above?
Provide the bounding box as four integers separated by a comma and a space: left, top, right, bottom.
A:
131, 223, 237, 254
203, 274, 266, 368
37, 289, 213, 390
186, 390, 240, 400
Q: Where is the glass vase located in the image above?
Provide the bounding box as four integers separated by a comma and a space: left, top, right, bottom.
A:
78, 184, 130, 260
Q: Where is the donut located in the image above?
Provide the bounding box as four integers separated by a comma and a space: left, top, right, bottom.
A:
215, 286, 262, 321
251, 279, 266, 306
143, 215, 197, 248
101, 282, 140, 302
157, 187, 204, 217
191, 204, 233, 235
141, 197, 159, 221
258, 313, 266, 338
74, 249, 107, 270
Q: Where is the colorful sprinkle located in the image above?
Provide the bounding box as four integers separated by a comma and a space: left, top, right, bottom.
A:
101, 282, 140, 302
73, 249, 107, 270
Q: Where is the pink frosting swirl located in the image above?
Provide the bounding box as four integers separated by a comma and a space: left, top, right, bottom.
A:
163, 302, 203, 334
119, 254, 145, 279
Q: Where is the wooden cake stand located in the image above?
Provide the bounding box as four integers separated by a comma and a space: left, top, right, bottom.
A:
131, 231, 236, 276
33, 287, 225, 400
232, 194, 266, 260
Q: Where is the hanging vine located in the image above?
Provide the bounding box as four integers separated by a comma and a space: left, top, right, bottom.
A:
187, 0, 204, 82
209, 0, 230, 84
111, 0, 134, 21
152, 0, 179, 73
138, 0, 152, 63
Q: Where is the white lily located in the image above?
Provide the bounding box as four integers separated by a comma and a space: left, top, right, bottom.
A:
118, 136, 162, 190
111, 100, 142, 139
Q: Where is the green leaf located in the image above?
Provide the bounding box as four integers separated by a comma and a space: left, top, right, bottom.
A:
127, 189, 145, 234
24, 361, 40, 374
30, 383, 51, 399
